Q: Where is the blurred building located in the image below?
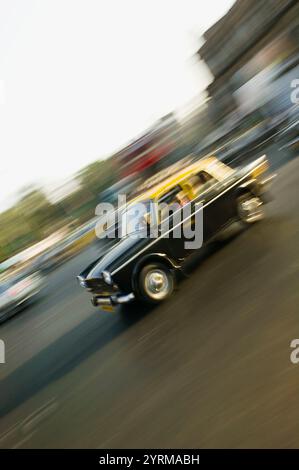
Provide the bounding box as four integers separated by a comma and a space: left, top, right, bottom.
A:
178, 102, 214, 152
198, 0, 299, 122
113, 113, 182, 179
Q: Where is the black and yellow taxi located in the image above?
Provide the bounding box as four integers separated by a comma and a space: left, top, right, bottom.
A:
77, 155, 274, 309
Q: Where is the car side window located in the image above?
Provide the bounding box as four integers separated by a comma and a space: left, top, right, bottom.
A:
158, 185, 182, 205
189, 171, 218, 197
158, 185, 189, 222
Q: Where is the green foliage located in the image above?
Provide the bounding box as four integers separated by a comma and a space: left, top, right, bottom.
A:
77, 158, 116, 196
0, 157, 116, 262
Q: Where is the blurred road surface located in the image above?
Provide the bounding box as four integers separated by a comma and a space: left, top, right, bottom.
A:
0, 154, 299, 448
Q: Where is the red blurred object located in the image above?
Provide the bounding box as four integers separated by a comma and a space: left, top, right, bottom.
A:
115, 114, 179, 179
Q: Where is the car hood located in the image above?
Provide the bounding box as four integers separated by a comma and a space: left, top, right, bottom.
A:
83, 234, 148, 280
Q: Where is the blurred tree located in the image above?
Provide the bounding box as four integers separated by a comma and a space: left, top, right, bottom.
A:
17, 187, 64, 237
0, 186, 64, 261
0, 157, 116, 262
77, 158, 116, 197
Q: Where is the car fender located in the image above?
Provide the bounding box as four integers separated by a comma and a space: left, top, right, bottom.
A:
131, 253, 181, 292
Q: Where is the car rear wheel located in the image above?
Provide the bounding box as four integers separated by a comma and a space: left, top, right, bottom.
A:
237, 193, 264, 225
136, 262, 175, 304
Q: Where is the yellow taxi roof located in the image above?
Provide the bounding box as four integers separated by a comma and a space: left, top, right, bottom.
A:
134, 156, 233, 202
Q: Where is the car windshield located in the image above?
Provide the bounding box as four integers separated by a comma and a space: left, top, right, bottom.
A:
120, 199, 154, 235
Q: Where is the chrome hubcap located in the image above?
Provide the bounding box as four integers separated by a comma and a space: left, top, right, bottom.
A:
144, 269, 170, 300
239, 197, 263, 223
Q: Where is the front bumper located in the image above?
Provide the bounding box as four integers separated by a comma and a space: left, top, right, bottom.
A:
77, 274, 135, 307
91, 292, 135, 307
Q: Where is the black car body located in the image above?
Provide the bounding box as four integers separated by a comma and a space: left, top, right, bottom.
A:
78, 156, 274, 308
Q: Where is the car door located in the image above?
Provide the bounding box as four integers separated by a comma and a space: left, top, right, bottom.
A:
157, 184, 193, 261
189, 170, 233, 243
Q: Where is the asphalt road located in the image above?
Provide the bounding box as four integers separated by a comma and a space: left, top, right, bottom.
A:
0, 155, 299, 448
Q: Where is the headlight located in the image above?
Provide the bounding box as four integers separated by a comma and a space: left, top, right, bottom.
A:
102, 270, 113, 285
77, 276, 87, 288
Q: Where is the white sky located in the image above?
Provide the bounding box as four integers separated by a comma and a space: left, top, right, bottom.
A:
0, 0, 234, 211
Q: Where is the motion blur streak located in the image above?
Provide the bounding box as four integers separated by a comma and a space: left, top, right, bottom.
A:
0, 147, 299, 448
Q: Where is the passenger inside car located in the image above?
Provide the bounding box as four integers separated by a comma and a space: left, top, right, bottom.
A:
175, 191, 190, 207
188, 171, 217, 198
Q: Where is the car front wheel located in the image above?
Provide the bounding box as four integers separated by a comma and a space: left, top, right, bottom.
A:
136, 262, 175, 305
237, 193, 264, 225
